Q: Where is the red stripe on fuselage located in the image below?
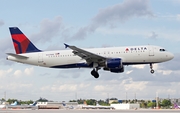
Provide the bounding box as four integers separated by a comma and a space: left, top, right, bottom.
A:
11, 34, 30, 53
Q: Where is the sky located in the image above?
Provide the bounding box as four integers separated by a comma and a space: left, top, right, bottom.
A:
0, 0, 180, 102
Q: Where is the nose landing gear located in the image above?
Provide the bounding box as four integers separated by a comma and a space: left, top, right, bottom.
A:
150, 63, 155, 74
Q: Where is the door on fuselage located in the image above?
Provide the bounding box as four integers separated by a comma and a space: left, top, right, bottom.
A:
149, 46, 154, 56
38, 53, 43, 63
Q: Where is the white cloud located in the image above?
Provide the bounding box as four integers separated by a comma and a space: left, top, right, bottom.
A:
4, 83, 33, 91
177, 14, 180, 21
13, 67, 34, 77
0, 68, 13, 78
13, 70, 22, 78
172, 0, 180, 4
31, 16, 64, 43
126, 70, 133, 74
122, 78, 148, 91
97, 25, 180, 42
79, 83, 90, 88
0, 20, 4, 27
58, 84, 77, 91
157, 89, 176, 96
92, 0, 153, 25
132, 65, 146, 69
157, 70, 173, 75
94, 85, 105, 91
24, 67, 34, 76
69, 0, 154, 41
40, 86, 50, 91
41, 84, 78, 92
148, 31, 158, 39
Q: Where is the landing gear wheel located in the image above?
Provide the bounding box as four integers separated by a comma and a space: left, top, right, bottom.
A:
150, 63, 155, 74
91, 69, 99, 78
150, 69, 154, 74
94, 73, 99, 78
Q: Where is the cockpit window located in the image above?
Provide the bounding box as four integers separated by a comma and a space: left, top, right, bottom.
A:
160, 49, 166, 52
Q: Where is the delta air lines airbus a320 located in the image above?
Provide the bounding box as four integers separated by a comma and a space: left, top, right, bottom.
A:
7, 27, 174, 78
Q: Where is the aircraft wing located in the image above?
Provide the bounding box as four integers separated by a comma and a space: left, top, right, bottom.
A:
64, 43, 107, 64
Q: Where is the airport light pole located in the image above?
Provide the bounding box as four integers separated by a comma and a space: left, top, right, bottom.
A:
156, 92, 159, 109
126, 92, 127, 103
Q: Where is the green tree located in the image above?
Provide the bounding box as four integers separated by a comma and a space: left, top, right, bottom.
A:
98, 100, 110, 106
111, 101, 119, 104
7, 99, 18, 104
86, 99, 96, 105
161, 99, 171, 108
147, 102, 156, 108
140, 102, 148, 108
1, 98, 5, 101
69, 100, 77, 102
19, 100, 34, 105
36, 97, 48, 102
76, 99, 85, 104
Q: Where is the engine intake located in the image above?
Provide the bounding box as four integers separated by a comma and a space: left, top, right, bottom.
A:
106, 58, 122, 69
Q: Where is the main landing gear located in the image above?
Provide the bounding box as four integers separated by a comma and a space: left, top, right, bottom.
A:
91, 69, 99, 78
150, 63, 155, 74
91, 62, 100, 78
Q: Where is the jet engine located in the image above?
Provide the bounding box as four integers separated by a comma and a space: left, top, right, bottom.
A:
104, 58, 124, 73
110, 66, 124, 73
106, 58, 122, 69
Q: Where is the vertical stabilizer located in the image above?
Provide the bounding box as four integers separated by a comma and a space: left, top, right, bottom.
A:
9, 27, 41, 54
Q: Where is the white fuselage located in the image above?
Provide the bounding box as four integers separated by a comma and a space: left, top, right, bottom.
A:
7, 45, 174, 69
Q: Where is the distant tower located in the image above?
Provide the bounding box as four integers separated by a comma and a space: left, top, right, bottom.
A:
4, 91, 6, 101
156, 92, 159, 109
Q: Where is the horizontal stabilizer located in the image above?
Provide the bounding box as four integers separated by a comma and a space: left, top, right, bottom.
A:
6, 53, 29, 59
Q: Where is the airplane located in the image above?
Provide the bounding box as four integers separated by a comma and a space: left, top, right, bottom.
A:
62, 102, 74, 109
10, 101, 17, 105
174, 103, 180, 109
30, 101, 37, 106
0, 102, 6, 109
0, 101, 18, 109
7, 101, 38, 109
6, 27, 174, 78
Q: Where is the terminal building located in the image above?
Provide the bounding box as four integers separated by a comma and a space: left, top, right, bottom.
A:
36, 102, 78, 109
111, 103, 140, 110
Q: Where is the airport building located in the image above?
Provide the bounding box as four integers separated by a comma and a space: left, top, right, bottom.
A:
108, 98, 118, 104
111, 103, 140, 110
36, 101, 78, 109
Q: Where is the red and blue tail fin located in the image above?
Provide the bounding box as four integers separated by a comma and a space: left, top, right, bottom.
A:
9, 27, 41, 54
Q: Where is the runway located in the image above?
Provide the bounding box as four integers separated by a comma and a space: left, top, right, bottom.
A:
0, 109, 179, 113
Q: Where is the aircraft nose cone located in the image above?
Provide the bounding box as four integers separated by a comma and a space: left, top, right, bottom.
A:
168, 53, 174, 60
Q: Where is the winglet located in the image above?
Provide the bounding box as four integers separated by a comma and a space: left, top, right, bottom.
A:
64, 43, 69, 48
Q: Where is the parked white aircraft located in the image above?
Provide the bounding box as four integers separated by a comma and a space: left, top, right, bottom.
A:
7, 27, 174, 78
7, 101, 38, 109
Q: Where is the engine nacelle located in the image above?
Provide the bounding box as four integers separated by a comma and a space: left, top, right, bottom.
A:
106, 58, 122, 69
110, 66, 124, 73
